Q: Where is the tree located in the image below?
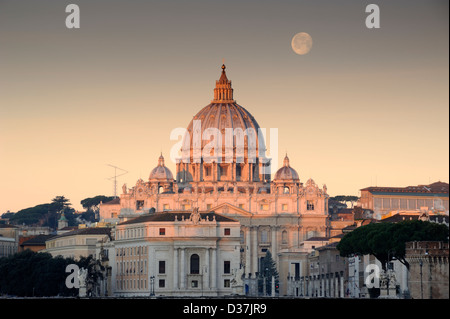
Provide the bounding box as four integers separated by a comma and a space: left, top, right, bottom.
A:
51, 195, 72, 213
8, 203, 52, 226
80, 195, 115, 223
330, 195, 360, 208
0, 250, 77, 297
80, 195, 114, 212
258, 251, 279, 296
337, 220, 449, 270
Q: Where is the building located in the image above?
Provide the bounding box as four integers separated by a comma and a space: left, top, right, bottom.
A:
99, 198, 121, 223
314, 242, 346, 298
359, 181, 449, 219
110, 209, 241, 297
0, 224, 19, 258
19, 234, 55, 253
100, 64, 335, 292
405, 241, 449, 299
44, 227, 111, 259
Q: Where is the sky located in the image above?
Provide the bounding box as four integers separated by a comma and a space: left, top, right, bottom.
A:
0, 0, 448, 213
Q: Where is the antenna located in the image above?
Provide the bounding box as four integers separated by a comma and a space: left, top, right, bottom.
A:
107, 164, 128, 198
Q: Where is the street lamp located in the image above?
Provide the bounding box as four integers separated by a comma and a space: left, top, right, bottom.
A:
150, 276, 155, 297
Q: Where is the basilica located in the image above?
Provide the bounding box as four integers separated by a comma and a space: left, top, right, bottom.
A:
100, 64, 337, 296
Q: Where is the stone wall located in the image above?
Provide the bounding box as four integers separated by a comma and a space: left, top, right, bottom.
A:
405, 241, 449, 299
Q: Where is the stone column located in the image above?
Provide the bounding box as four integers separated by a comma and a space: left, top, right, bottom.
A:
321, 276, 325, 297
204, 248, 210, 290
340, 274, 344, 298
180, 248, 186, 290
245, 227, 251, 277
251, 226, 258, 275
173, 248, 179, 290
335, 275, 339, 298
211, 248, 217, 290
271, 226, 277, 265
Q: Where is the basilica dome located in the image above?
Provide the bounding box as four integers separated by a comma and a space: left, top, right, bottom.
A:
181, 64, 266, 162
274, 155, 299, 181
149, 154, 174, 181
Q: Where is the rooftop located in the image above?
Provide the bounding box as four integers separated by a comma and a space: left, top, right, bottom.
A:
118, 211, 237, 225
20, 234, 56, 246
361, 181, 449, 195
50, 227, 111, 240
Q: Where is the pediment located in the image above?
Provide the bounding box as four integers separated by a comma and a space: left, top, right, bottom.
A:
210, 202, 253, 217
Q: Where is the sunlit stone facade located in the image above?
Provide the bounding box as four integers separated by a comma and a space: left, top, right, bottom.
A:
101, 65, 333, 295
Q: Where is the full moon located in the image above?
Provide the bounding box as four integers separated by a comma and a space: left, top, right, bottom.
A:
291, 32, 313, 55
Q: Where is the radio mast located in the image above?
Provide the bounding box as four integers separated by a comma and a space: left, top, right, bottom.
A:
107, 164, 128, 198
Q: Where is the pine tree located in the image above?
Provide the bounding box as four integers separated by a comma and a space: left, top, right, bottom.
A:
258, 250, 279, 296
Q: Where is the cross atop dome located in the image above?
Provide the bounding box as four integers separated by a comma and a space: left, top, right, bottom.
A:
212, 63, 235, 103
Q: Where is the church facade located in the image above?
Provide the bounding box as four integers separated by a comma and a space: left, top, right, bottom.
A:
101, 65, 333, 296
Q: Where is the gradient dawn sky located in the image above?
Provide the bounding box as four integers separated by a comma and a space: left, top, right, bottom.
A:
0, 0, 448, 213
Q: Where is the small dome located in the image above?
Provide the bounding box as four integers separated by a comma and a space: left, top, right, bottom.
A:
274, 154, 299, 181
149, 154, 174, 181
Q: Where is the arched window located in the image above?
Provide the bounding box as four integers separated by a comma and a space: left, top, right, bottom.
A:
283, 186, 290, 194
190, 254, 200, 274
158, 186, 164, 194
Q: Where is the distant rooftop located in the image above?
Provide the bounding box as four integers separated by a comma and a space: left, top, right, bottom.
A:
102, 198, 120, 205
20, 234, 56, 246
361, 181, 449, 195
304, 237, 329, 242
118, 211, 237, 226
50, 227, 111, 240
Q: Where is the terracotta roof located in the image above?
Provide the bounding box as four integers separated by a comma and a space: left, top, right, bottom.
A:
50, 227, 111, 239
102, 198, 120, 205
304, 237, 329, 242
316, 242, 339, 250
118, 211, 237, 225
381, 214, 419, 223
20, 234, 55, 246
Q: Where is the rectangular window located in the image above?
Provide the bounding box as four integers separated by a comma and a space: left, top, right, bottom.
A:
159, 261, 166, 274
159, 228, 166, 236
136, 200, 144, 210
159, 279, 165, 288
307, 201, 314, 211
205, 166, 211, 176
220, 165, 228, 177
408, 199, 417, 209
191, 280, 198, 288
163, 204, 170, 210
382, 198, 390, 209
224, 228, 231, 236
224, 261, 230, 274
282, 204, 288, 211
207, 204, 212, 210
261, 204, 269, 211
239, 204, 244, 209
224, 279, 231, 288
